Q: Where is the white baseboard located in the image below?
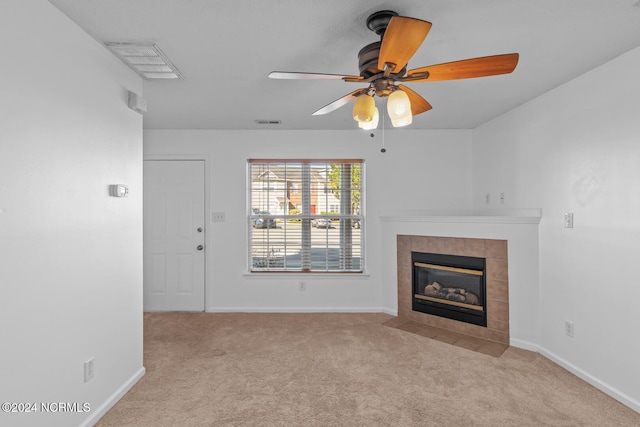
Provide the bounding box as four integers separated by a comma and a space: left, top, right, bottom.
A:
80, 367, 146, 427
380, 307, 397, 316
509, 338, 541, 353
206, 306, 390, 313
510, 339, 640, 414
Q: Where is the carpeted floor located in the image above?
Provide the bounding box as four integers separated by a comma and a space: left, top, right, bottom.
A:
96, 312, 640, 426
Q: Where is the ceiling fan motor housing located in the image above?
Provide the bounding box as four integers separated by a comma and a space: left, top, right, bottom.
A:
358, 43, 406, 96
360, 10, 407, 96
358, 42, 382, 78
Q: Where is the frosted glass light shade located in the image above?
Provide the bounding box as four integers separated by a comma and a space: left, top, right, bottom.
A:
358, 107, 379, 130
353, 95, 376, 122
387, 90, 412, 127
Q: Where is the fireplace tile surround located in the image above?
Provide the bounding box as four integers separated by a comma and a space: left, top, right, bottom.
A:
397, 235, 510, 344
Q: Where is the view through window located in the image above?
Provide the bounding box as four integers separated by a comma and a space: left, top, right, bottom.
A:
249, 160, 363, 272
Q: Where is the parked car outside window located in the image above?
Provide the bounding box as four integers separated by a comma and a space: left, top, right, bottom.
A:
253, 211, 276, 228
312, 218, 333, 228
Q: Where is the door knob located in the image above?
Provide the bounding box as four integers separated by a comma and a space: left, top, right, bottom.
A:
197, 245, 204, 251
197, 227, 203, 233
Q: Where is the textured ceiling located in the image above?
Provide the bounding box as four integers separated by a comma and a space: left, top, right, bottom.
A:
49, 0, 640, 130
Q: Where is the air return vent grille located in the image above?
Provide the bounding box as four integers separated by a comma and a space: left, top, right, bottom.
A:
106, 43, 183, 80
255, 120, 282, 125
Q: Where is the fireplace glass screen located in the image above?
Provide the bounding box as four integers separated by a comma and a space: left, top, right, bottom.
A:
412, 252, 486, 326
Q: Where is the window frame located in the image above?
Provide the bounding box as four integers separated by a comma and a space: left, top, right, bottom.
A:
248, 159, 364, 273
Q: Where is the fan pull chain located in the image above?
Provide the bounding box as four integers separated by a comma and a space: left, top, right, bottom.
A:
368, 101, 386, 153
381, 104, 386, 153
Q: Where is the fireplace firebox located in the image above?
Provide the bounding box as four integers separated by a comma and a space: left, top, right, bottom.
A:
412, 252, 487, 327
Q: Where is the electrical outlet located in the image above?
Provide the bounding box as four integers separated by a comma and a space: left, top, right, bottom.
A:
299, 282, 305, 291
84, 357, 94, 383
565, 321, 574, 338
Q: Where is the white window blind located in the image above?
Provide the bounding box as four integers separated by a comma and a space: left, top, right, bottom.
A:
249, 160, 363, 272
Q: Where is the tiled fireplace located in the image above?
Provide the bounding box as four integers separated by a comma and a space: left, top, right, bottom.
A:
397, 235, 509, 344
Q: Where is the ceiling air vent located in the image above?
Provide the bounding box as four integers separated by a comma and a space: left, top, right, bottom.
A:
106, 43, 183, 80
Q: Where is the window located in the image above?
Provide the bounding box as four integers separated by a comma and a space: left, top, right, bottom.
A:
249, 160, 363, 272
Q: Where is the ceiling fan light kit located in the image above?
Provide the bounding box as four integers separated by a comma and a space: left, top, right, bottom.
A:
269, 10, 519, 129
387, 90, 412, 127
353, 94, 376, 122
358, 107, 379, 130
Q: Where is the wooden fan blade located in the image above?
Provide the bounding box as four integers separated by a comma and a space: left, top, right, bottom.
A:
269, 71, 363, 81
378, 16, 432, 72
312, 88, 368, 116
398, 84, 432, 116
406, 53, 519, 82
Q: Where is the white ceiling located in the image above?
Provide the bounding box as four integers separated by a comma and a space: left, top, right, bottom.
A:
49, 0, 640, 130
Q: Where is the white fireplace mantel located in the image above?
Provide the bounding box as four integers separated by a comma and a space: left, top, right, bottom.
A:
379, 208, 542, 224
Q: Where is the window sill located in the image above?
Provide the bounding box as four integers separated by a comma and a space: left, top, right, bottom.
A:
243, 272, 371, 279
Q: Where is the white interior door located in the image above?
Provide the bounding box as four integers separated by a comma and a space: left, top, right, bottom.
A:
144, 160, 205, 311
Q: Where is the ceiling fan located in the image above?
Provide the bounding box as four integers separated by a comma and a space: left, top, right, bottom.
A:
269, 10, 519, 128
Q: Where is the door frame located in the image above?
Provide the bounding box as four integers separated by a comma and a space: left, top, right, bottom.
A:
144, 154, 211, 311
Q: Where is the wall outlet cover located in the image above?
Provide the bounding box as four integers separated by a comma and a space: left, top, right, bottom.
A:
84, 357, 94, 382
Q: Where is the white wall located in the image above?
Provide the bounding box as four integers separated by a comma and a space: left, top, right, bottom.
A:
0, 2, 144, 426
144, 129, 472, 313
472, 46, 640, 411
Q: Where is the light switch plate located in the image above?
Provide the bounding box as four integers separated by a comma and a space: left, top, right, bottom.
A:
211, 212, 225, 222
564, 213, 574, 228
109, 184, 129, 197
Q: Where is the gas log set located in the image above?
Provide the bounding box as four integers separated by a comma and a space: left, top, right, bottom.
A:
423, 281, 480, 305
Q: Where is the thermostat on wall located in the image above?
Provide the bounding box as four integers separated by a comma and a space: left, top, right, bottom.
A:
109, 184, 129, 198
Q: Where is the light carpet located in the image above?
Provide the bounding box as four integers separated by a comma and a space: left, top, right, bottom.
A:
96, 312, 640, 426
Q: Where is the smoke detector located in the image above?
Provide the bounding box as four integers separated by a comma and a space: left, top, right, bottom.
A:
106, 43, 183, 80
